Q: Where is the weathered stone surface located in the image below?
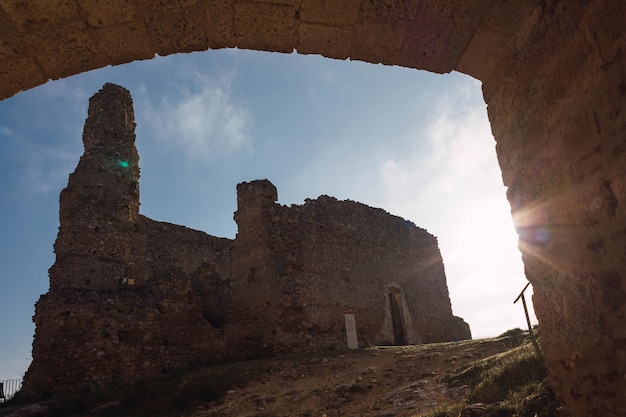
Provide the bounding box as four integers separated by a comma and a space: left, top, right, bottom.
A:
1, 0, 82, 33
22, 21, 109, 81
297, 23, 352, 59
0, 57, 47, 95
229, 180, 470, 359
0, 0, 516, 99
299, 0, 361, 25
351, 22, 406, 64
234, 2, 297, 53
143, 1, 209, 55
483, 2, 626, 416
204, 0, 237, 49
21, 83, 469, 396
78, 0, 138, 28
1, 1, 625, 415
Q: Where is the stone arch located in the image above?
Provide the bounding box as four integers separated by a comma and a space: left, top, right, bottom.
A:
1, 1, 625, 416
0, 0, 536, 100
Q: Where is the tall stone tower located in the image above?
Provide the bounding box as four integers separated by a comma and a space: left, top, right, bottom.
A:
231, 179, 279, 284
49, 83, 141, 291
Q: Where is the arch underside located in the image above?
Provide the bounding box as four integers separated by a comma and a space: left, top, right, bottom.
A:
0, 0, 537, 100
1, 1, 625, 416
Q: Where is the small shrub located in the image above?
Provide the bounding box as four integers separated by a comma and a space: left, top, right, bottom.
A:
422, 338, 557, 417
497, 328, 525, 338
469, 345, 547, 404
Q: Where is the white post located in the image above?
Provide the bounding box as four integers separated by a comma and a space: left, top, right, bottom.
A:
344, 313, 358, 349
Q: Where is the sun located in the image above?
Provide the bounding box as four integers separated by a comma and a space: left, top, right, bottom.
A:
446, 195, 521, 271
437, 192, 536, 337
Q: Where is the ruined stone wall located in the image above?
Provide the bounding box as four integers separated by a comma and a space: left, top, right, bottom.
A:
24, 84, 234, 396
28, 280, 224, 396
22, 84, 468, 395
48, 84, 233, 294
229, 180, 469, 359
49, 83, 141, 292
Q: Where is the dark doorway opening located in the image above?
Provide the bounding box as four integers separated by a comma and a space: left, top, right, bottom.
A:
389, 292, 406, 345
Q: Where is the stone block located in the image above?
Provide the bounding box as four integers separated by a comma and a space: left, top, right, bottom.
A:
143, 1, 209, 55
234, 2, 297, 53
1, 0, 81, 32
299, 0, 361, 25
456, 30, 509, 80
0, 57, 46, 99
0, 9, 25, 58
361, 0, 420, 21
205, 0, 236, 49
297, 23, 352, 59
351, 21, 406, 65
0, 36, 24, 60
463, 0, 539, 39
23, 22, 110, 80
395, 1, 475, 73
92, 24, 155, 65
78, 0, 137, 27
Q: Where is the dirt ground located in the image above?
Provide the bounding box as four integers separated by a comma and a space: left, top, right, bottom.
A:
0, 336, 529, 417
189, 337, 521, 417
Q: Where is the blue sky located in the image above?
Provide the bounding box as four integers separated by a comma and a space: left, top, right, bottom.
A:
0, 49, 536, 380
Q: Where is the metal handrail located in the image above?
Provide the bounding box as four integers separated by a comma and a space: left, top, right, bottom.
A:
0, 379, 23, 402
514, 282, 541, 356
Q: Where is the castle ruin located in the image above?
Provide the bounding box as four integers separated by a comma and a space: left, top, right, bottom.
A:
22, 83, 470, 395
2, 2, 625, 414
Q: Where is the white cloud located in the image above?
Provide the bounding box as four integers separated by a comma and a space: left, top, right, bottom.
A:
22, 148, 80, 195
37, 78, 92, 105
139, 74, 252, 159
2, 125, 81, 196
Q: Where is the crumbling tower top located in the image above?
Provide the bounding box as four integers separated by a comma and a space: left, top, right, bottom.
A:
50, 83, 141, 291
83, 83, 136, 150
79, 83, 140, 191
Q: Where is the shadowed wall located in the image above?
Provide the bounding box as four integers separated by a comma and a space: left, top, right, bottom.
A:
22, 83, 470, 396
